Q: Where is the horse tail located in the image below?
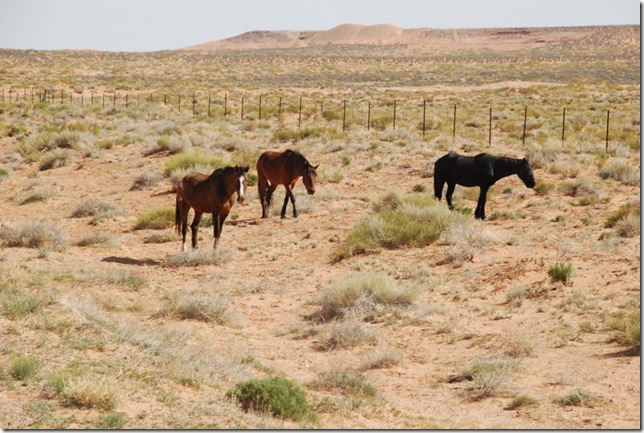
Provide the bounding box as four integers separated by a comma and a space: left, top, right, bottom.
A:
433, 156, 447, 201
175, 192, 183, 236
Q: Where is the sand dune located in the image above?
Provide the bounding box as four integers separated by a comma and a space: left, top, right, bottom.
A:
183, 23, 639, 51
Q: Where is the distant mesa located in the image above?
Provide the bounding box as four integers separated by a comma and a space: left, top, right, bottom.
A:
182, 23, 640, 51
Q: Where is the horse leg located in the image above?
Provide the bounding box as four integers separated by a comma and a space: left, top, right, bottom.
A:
265, 184, 277, 218
445, 182, 456, 210
177, 198, 190, 252
475, 186, 489, 220
281, 186, 296, 218
213, 212, 229, 249
190, 211, 203, 249
258, 175, 269, 218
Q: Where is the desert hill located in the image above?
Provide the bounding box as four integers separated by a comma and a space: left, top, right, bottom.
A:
183, 23, 639, 51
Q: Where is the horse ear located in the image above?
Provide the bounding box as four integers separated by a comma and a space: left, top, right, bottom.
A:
243, 166, 249, 173
314, 164, 320, 170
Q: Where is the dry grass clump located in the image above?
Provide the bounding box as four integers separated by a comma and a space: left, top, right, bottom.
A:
134, 207, 175, 230
309, 369, 377, 398
162, 248, 230, 267
605, 309, 640, 354
159, 293, 237, 325
61, 376, 120, 411
555, 389, 595, 407
321, 321, 378, 350
13, 181, 59, 205
0, 221, 68, 251
467, 355, 520, 400
599, 157, 639, 185
334, 191, 464, 261
75, 231, 117, 247
605, 199, 640, 238
313, 271, 417, 322
130, 171, 163, 190
71, 198, 125, 223
1, 284, 45, 319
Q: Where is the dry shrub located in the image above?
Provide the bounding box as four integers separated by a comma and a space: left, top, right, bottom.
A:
0, 221, 68, 251
62, 377, 119, 411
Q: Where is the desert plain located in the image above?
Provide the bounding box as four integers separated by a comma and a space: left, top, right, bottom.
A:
0, 24, 640, 428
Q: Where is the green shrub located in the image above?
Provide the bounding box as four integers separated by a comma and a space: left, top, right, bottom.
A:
1, 285, 44, 319
163, 151, 227, 177
548, 262, 574, 285
334, 191, 461, 261
11, 354, 39, 381
134, 208, 175, 230
556, 389, 594, 407
505, 395, 539, 410
227, 376, 313, 421
315, 271, 417, 321
605, 309, 640, 353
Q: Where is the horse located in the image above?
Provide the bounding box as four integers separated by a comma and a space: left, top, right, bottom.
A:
175, 165, 249, 251
433, 152, 536, 220
256, 149, 319, 219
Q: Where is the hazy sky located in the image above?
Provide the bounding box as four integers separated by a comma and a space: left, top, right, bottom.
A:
0, 0, 639, 52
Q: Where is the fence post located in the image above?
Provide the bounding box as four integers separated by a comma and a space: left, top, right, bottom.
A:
522, 106, 528, 146
488, 106, 492, 145
192, 93, 196, 115
422, 99, 426, 138
208, 94, 211, 117
278, 96, 282, 123
367, 101, 371, 131
178, 95, 181, 112
342, 100, 347, 132
298, 96, 303, 128
61, 90, 64, 104
561, 106, 566, 141
605, 109, 610, 152
241, 97, 244, 120
393, 100, 397, 130
126, 93, 129, 108
452, 104, 457, 139
224, 93, 228, 117
113, 91, 116, 108
258, 94, 262, 121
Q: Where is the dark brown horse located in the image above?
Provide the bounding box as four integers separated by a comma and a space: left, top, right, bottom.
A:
175, 165, 249, 251
256, 149, 319, 219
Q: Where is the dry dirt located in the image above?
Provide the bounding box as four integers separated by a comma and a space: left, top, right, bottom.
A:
0, 129, 640, 428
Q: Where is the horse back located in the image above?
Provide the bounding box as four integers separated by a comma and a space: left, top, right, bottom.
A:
257, 150, 298, 186
178, 172, 231, 213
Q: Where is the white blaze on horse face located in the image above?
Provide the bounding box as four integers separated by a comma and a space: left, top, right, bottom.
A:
238, 175, 245, 199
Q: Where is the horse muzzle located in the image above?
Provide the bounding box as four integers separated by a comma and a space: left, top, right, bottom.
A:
237, 196, 246, 205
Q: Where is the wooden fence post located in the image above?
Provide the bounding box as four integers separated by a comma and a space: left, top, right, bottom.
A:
452, 104, 457, 139
522, 106, 528, 146
342, 100, 347, 132
208, 94, 211, 117
241, 97, 244, 120
298, 96, 303, 128
178, 95, 181, 112
393, 100, 397, 130
561, 106, 566, 141
422, 99, 426, 138
224, 93, 228, 117
488, 106, 492, 145
258, 94, 262, 120
192, 93, 196, 115
605, 109, 610, 152
278, 96, 282, 123
367, 101, 371, 131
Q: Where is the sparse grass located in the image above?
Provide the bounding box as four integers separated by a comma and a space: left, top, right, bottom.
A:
39, 149, 74, 171
130, 171, 163, 190
71, 198, 125, 223
1, 285, 45, 319
62, 376, 120, 411
555, 389, 594, 407
227, 376, 314, 422
10, 354, 39, 381
0, 221, 68, 251
75, 231, 117, 247
13, 183, 59, 205
335, 191, 462, 261
162, 248, 229, 267
309, 369, 377, 398
548, 262, 574, 285
322, 321, 378, 350
468, 355, 519, 400
313, 271, 417, 322
599, 158, 639, 185
505, 395, 539, 410
163, 150, 227, 177
160, 293, 236, 325
605, 309, 640, 353
134, 207, 175, 230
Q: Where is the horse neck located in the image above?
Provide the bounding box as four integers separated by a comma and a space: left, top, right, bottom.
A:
287, 151, 309, 175
493, 157, 523, 181
207, 169, 236, 197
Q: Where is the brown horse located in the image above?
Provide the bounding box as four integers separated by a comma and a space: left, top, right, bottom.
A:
256, 149, 319, 219
175, 165, 249, 251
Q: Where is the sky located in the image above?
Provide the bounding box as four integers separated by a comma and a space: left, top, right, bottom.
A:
0, 0, 639, 52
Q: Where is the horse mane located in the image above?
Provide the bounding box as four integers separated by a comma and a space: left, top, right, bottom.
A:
283, 149, 309, 167
206, 166, 243, 196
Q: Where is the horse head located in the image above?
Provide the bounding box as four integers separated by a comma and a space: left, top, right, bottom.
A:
519, 158, 536, 189
302, 163, 319, 195
236, 166, 250, 204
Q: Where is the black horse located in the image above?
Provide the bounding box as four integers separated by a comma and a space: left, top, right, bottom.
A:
434, 152, 536, 220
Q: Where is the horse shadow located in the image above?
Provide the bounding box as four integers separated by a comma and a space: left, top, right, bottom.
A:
102, 256, 161, 266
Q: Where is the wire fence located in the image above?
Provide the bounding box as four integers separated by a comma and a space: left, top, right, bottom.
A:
1, 87, 638, 152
